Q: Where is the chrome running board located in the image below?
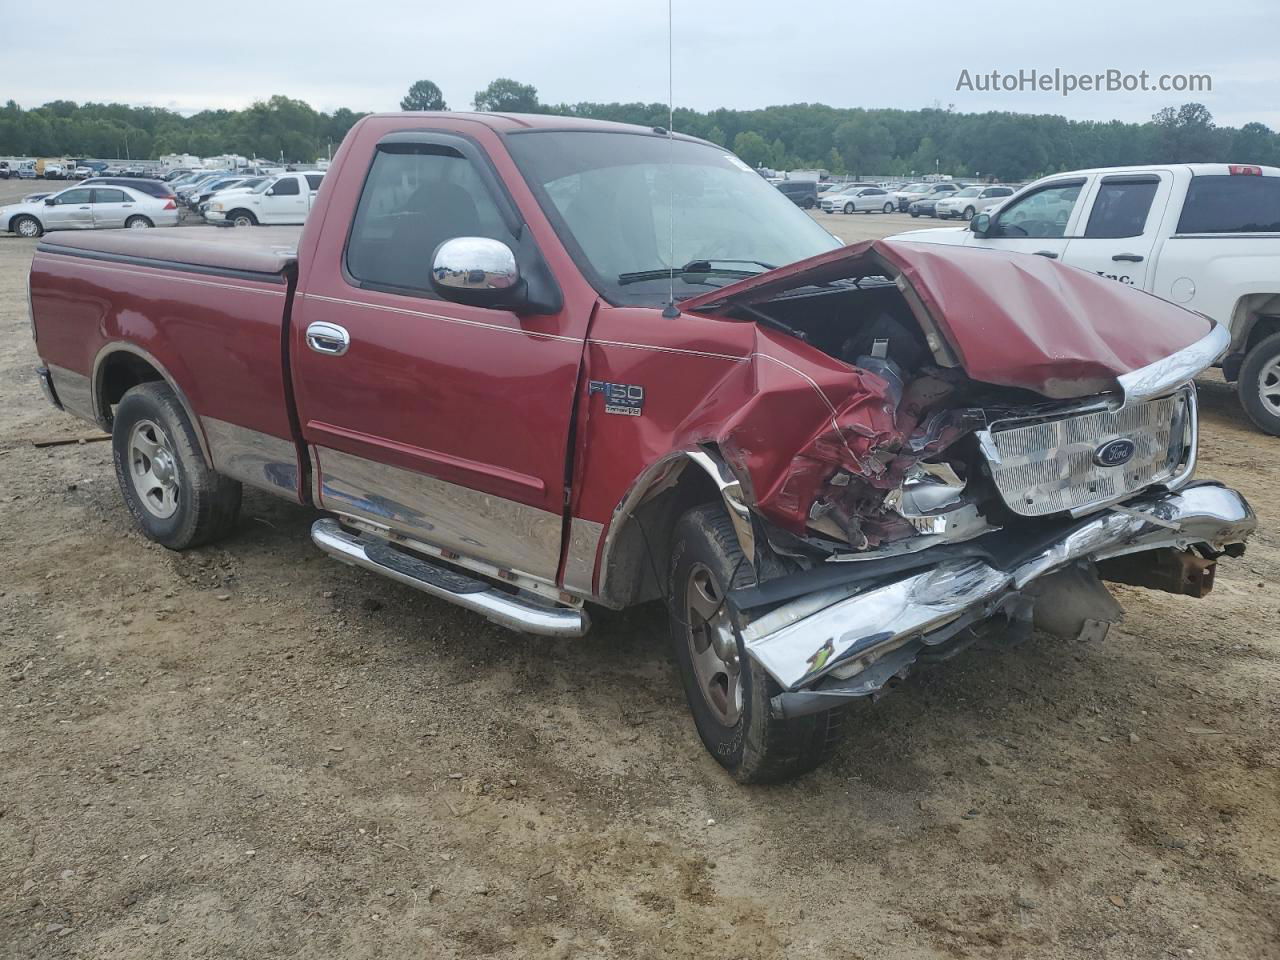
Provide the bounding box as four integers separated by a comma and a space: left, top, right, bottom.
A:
311, 518, 589, 638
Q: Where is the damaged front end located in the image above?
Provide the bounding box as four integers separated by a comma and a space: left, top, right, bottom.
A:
678, 239, 1256, 716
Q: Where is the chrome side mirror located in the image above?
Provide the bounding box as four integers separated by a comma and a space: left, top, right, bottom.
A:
431, 237, 522, 307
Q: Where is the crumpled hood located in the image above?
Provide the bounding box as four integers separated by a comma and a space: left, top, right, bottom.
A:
680, 238, 1214, 398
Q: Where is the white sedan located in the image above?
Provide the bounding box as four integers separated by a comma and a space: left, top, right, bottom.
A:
0, 184, 179, 238
934, 184, 1016, 221
820, 186, 896, 214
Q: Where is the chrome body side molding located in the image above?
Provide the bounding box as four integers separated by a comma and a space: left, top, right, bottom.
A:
202, 417, 301, 500
563, 517, 604, 596
313, 445, 564, 583
45, 363, 94, 424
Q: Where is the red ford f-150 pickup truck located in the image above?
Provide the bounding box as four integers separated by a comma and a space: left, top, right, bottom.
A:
28, 113, 1256, 782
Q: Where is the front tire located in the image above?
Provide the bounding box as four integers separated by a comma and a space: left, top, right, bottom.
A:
963, 206, 976, 221
668, 504, 846, 783
125, 215, 153, 229
12, 215, 42, 238
1238, 331, 1280, 436
228, 209, 257, 227
843, 202, 854, 215
111, 382, 242, 549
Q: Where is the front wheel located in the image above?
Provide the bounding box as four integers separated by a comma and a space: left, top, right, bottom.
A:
12, 215, 42, 238
843, 202, 854, 215
125, 215, 153, 229
1238, 331, 1280, 436
668, 504, 846, 783
112, 382, 242, 549
228, 209, 257, 228
910, 210, 920, 218
963, 206, 976, 221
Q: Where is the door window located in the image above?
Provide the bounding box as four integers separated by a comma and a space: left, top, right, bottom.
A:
1084, 177, 1158, 239
1176, 175, 1280, 233
271, 178, 300, 196
345, 145, 514, 296
91, 189, 130, 204
991, 181, 1084, 238
53, 189, 92, 205
305, 174, 324, 191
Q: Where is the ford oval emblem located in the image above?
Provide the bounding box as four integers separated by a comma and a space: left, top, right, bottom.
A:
1094, 438, 1136, 467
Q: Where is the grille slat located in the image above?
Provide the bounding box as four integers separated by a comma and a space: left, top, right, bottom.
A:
985, 393, 1186, 517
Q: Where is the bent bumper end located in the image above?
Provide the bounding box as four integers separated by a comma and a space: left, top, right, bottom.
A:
743, 482, 1255, 715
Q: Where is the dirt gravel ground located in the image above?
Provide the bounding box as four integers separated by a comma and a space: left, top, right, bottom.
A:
1, 196, 1278, 959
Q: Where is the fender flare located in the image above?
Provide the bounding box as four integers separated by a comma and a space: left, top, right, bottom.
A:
596, 445, 756, 601
91, 342, 213, 466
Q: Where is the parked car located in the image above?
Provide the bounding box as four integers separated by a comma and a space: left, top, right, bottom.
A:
71, 166, 95, 180
0, 184, 179, 237
198, 177, 267, 212
895, 162, 1280, 434
16, 164, 39, 180
42, 163, 66, 180
202, 172, 324, 226
189, 176, 252, 208
934, 185, 1016, 221
27, 114, 1255, 783
775, 179, 818, 209
0, 161, 10, 179
896, 181, 960, 211
79, 177, 177, 200
821, 185, 895, 214
908, 196, 944, 218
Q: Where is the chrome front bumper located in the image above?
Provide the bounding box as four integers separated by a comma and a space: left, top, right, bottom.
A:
741, 483, 1255, 709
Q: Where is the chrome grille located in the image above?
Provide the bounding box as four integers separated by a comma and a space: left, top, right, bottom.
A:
983, 390, 1190, 517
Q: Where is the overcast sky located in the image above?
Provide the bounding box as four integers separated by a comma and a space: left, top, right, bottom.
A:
7, 0, 1278, 129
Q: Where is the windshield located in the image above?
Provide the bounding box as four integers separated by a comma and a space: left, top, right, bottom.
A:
252, 178, 277, 194
952, 187, 981, 198
505, 130, 841, 306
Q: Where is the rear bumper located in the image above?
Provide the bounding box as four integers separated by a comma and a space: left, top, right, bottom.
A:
739, 482, 1255, 713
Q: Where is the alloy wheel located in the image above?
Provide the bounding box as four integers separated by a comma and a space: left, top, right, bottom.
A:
684, 562, 743, 727
128, 419, 180, 519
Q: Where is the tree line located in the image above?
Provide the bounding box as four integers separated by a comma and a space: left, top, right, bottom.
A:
3, 79, 1277, 182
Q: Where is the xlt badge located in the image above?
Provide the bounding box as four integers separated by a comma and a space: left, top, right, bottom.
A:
588, 380, 645, 417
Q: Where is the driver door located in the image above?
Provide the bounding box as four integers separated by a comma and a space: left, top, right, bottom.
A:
971, 177, 1092, 261
43, 188, 95, 230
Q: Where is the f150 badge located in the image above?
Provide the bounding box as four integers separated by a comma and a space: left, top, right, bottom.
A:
588, 380, 645, 417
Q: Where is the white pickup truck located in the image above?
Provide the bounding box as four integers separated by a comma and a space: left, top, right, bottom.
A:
202, 171, 324, 227
896, 163, 1280, 434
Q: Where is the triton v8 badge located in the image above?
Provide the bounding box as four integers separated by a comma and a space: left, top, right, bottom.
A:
588, 380, 645, 417
1093, 438, 1137, 467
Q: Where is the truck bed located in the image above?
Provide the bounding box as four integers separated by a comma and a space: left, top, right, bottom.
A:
30, 225, 306, 502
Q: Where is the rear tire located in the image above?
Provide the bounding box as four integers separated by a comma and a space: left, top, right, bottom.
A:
668, 504, 846, 783
882, 201, 894, 213
111, 382, 242, 549
12, 215, 42, 238
1238, 331, 1280, 436
125, 215, 153, 229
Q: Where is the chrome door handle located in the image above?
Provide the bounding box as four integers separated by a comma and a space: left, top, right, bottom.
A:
306, 321, 350, 356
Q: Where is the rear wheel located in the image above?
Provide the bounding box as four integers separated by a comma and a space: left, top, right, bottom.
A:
125, 215, 153, 229
12, 215, 42, 238
882, 201, 894, 214
111, 382, 242, 549
1238, 331, 1280, 436
668, 504, 846, 783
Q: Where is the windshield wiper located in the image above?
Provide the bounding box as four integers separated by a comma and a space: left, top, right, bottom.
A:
617, 258, 777, 286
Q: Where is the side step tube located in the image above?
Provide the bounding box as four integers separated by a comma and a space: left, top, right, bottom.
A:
310, 518, 589, 638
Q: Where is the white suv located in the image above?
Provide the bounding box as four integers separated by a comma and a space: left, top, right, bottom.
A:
934, 184, 1015, 221
894, 163, 1280, 434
